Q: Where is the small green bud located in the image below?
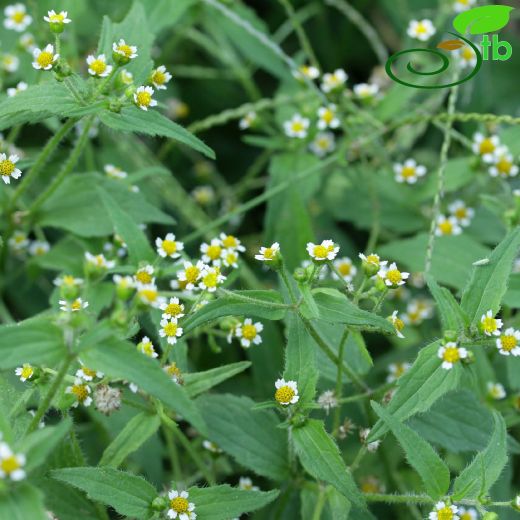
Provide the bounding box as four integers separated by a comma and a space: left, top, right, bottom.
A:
482, 513, 499, 520
462, 350, 475, 365
108, 98, 123, 113
219, 317, 239, 331
374, 276, 386, 292
113, 51, 130, 66
49, 22, 65, 33
60, 284, 80, 300
443, 330, 458, 343
293, 267, 307, 283
151, 496, 168, 511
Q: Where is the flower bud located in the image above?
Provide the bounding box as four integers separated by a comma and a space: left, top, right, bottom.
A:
293, 267, 307, 283
443, 330, 458, 343
151, 496, 168, 511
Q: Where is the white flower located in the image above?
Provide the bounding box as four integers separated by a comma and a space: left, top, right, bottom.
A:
437, 342, 468, 370
317, 390, 338, 413
455, 44, 478, 68
487, 382, 506, 400
393, 159, 427, 184
283, 113, 310, 139
191, 185, 215, 205
496, 327, 520, 356
453, 0, 476, 13
112, 39, 138, 59
200, 238, 223, 265
274, 379, 299, 405
435, 215, 462, 236
309, 132, 336, 157
160, 318, 183, 345
87, 54, 112, 77
219, 233, 245, 252
54, 274, 83, 289
176, 261, 205, 291
235, 319, 263, 348
1, 53, 19, 72
255, 242, 280, 261
137, 336, 158, 358
134, 265, 155, 286
137, 284, 165, 308
332, 257, 357, 282
429, 501, 460, 520
15, 363, 34, 382
167, 490, 196, 520
317, 104, 340, 130
386, 362, 411, 383
378, 262, 409, 287
489, 146, 518, 178
19, 33, 36, 52
29, 240, 50, 256
320, 68, 348, 93
293, 64, 320, 81
222, 248, 239, 268
202, 440, 222, 453
8, 231, 29, 252
403, 299, 434, 325
104, 164, 128, 179
134, 85, 157, 111
359, 253, 387, 269
4, 3, 32, 32
66, 378, 92, 407
150, 65, 172, 90
76, 361, 103, 382
480, 309, 503, 337
238, 476, 259, 491
85, 252, 116, 269
160, 297, 185, 319
156, 233, 184, 259
120, 69, 134, 85
32, 44, 59, 70
0, 442, 26, 481
448, 200, 474, 227
353, 83, 379, 99
0, 153, 22, 184
472, 133, 500, 163
44, 10, 71, 24
7, 81, 28, 97
59, 298, 89, 312
407, 19, 436, 41
239, 111, 257, 130
389, 310, 405, 338
199, 266, 226, 292
307, 240, 339, 261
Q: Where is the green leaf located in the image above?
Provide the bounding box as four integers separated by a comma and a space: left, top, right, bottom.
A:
503, 273, 520, 309
303, 288, 395, 334
98, 188, 155, 264
80, 335, 207, 435
184, 361, 251, 397
100, 107, 215, 159
453, 5, 514, 35
197, 394, 289, 481
188, 485, 279, 520
183, 290, 287, 333
292, 419, 373, 519
0, 317, 66, 369
0, 483, 48, 520
460, 228, 520, 326
452, 412, 507, 500
368, 342, 463, 441
425, 274, 468, 333
144, 0, 196, 33
52, 467, 156, 519
371, 402, 450, 499
327, 487, 351, 520
99, 412, 160, 468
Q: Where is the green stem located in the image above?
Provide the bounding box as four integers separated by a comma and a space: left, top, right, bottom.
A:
311, 486, 328, 520
279, 267, 298, 304
163, 424, 182, 482
333, 327, 350, 431
0, 297, 14, 324
218, 288, 291, 309
349, 446, 367, 472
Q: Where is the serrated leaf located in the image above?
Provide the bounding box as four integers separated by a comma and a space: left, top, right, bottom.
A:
372, 402, 450, 499
453, 5, 514, 35
52, 467, 156, 519
184, 361, 251, 397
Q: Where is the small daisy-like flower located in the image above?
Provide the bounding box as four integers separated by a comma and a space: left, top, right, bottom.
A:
239, 111, 257, 130
66, 378, 92, 407
104, 164, 128, 180
7, 81, 28, 97
353, 83, 379, 99
113, 39, 138, 60
472, 133, 500, 163
4, 3, 32, 32
360, 476, 384, 494
134, 265, 154, 286
29, 240, 50, 256
160, 318, 183, 345
15, 363, 34, 382
160, 297, 185, 319
480, 310, 503, 337
389, 310, 405, 338
0, 153, 22, 184
359, 428, 381, 452
448, 200, 474, 227
85, 252, 116, 270
87, 54, 112, 77
453, 0, 476, 12
489, 146, 518, 178
200, 238, 223, 265
119, 69, 134, 85
496, 327, 520, 356
219, 233, 245, 252
199, 266, 226, 292
238, 476, 259, 491
428, 501, 460, 520
438, 342, 467, 370
150, 65, 172, 90
32, 44, 59, 70
320, 68, 348, 93
76, 361, 103, 382
191, 185, 215, 206
0, 442, 26, 481
137, 336, 158, 358
255, 242, 280, 262
317, 390, 338, 413
274, 379, 299, 406
393, 159, 427, 184
292, 64, 320, 81
164, 362, 183, 384
156, 233, 184, 259
8, 231, 29, 252
235, 319, 263, 348
137, 284, 165, 308
455, 44, 478, 68
435, 215, 462, 236
407, 19, 436, 41
317, 104, 340, 130
54, 274, 83, 288
44, 10, 71, 25
134, 85, 157, 111
94, 385, 122, 415
202, 440, 222, 453
332, 257, 357, 282
222, 248, 239, 268
19, 33, 36, 52
307, 240, 339, 261
487, 382, 506, 400
1, 54, 19, 73
378, 262, 409, 287
359, 253, 386, 269
167, 490, 196, 520
386, 362, 411, 383
309, 131, 336, 157
283, 113, 310, 139
59, 298, 89, 312
402, 299, 433, 325
177, 261, 205, 291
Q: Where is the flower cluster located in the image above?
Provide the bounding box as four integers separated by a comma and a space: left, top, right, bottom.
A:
472, 133, 518, 179
0, 435, 26, 481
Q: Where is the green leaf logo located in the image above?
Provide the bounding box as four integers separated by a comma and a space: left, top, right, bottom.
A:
453, 5, 514, 35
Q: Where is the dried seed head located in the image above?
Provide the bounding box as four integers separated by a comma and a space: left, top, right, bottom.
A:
94, 385, 121, 415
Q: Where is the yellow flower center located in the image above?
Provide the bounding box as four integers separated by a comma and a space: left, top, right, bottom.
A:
164, 322, 178, 337
14, 234, 27, 244
117, 44, 133, 58
165, 302, 182, 316
394, 317, 404, 332
139, 289, 157, 302
81, 367, 97, 378
416, 23, 428, 34
20, 365, 33, 379
496, 158, 512, 175
500, 335, 517, 351
482, 316, 497, 334
393, 363, 406, 377
62, 275, 76, 286
222, 235, 238, 248
361, 481, 379, 494
226, 252, 238, 265
0, 159, 15, 176
184, 266, 200, 284
322, 109, 334, 123
94, 255, 105, 267
37, 51, 54, 68
90, 59, 107, 75
316, 137, 329, 149
49, 13, 65, 23
136, 91, 152, 107
139, 341, 155, 356
0, 456, 21, 474
162, 240, 177, 255
442, 346, 460, 364
313, 245, 329, 259
170, 497, 189, 514
479, 138, 495, 154
454, 207, 467, 219
275, 385, 295, 404
152, 69, 167, 85
337, 262, 352, 276
401, 166, 416, 178
206, 245, 222, 260
71, 299, 82, 311
291, 121, 304, 132
72, 384, 89, 402
263, 247, 275, 259
386, 269, 402, 285
458, 0, 469, 5
436, 506, 454, 520
135, 271, 152, 284
242, 324, 257, 341
166, 363, 181, 377
202, 271, 218, 288
461, 47, 474, 60
438, 220, 453, 235
366, 254, 379, 265
12, 12, 25, 23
